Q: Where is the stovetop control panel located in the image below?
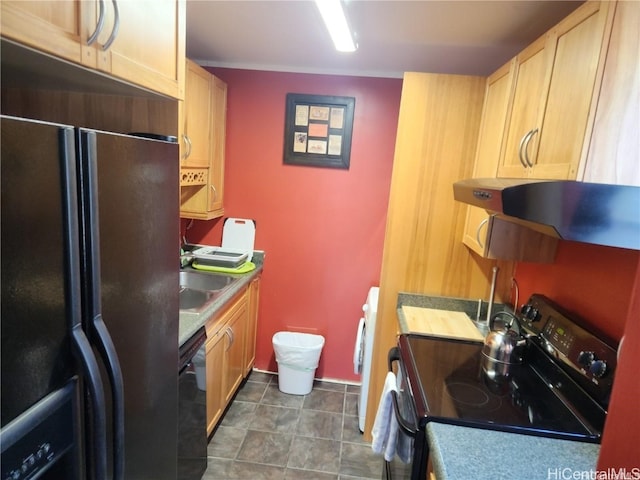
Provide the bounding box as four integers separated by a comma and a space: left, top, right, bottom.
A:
519, 294, 617, 402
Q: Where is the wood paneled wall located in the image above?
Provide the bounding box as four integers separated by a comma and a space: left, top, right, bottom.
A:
364, 72, 514, 439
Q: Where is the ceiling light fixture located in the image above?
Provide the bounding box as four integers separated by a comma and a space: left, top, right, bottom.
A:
314, 0, 358, 53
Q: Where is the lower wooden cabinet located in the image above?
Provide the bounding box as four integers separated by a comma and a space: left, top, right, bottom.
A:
222, 295, 248, 406
203, 278, 260, 435
205, 326, 225, 434
244, 276, 261, 375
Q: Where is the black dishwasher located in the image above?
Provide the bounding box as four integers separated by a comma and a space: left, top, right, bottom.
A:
178, 327, 207, 480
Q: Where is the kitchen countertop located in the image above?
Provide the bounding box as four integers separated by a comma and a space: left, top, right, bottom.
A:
427, 423, 600, 480
178, 251, 264, 347
396, 292, 511, 337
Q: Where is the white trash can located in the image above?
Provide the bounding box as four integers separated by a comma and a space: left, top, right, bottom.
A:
272, 332, 325, 395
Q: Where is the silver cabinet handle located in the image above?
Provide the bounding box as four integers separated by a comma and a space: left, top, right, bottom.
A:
87, 0, 106, 46
476, 217, 489, 249
101, 0, 120, 51
517, 130, 531, 168
224, 328, 233, 352
523, 128, 538, 168
182, 134, 192, 159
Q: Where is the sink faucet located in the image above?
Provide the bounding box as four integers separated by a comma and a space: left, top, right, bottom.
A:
485, 266, 499, 325
180, 248, 195, 269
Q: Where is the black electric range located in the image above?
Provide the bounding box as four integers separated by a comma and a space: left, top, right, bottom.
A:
385, 294, 617, 480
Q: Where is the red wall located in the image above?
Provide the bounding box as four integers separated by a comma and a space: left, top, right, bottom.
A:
183, 69, 402, 381
514, 242, 640, 467
514, 241, 639, 346
598, 256, 640, 469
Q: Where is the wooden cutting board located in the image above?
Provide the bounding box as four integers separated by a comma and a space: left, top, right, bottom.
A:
401, 306, 484, 342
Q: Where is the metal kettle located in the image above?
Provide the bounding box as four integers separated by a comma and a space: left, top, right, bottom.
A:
482, 311, 526, 379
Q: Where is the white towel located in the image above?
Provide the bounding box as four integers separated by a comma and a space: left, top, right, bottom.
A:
371, 372, 400, 461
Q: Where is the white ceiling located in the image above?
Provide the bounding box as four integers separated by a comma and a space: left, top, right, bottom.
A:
186, 0, 583, 78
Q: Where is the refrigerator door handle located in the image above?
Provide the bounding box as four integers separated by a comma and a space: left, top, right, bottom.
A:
70, 325, 109, 480
77, 129, 126, 480
59, 125, 110, 480
91, 314, 125, 480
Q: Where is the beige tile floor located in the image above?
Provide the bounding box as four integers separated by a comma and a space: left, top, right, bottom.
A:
203, 371, 382, 479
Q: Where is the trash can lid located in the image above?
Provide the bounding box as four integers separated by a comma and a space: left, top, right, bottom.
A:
272, 331, 325, 349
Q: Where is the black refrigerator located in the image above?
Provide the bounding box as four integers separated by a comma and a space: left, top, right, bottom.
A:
1, 115, 179, 480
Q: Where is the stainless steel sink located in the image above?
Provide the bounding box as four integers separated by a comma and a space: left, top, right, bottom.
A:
179, 270, 236, 313
179, 289, 212, 311
179, 270, 234, 291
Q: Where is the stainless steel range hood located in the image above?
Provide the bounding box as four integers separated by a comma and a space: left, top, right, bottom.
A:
453, 178, 640, 250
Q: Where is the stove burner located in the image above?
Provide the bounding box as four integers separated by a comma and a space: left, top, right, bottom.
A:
445, 382, 490, 407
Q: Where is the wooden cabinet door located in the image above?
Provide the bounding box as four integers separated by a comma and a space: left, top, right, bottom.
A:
207, 75, 227, 216
244, 277, 261, 376
180, 67, 227, 220
182, 60, 212, 167
498, 34, 552, 178
463, 61, 514, 256
205, 328, 225, 435
1, 0, 97, 68
582, 1, 639, 186
96, 0, 185, 99
223, 296, 248, 405
534, 1, 612, 180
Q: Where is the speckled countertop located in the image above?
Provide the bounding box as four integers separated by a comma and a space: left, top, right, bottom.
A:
395, 293, 600, 479
178, 251, 263, 347
427, 423, 600, 480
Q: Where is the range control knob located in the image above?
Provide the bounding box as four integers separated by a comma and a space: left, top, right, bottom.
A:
589, 360, 608, 378
520, 304, 532, 316
578, 351, 595, 367
527, 307, 541, 322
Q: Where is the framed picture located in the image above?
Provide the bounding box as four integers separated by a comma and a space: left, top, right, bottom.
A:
283, 93, 355, 169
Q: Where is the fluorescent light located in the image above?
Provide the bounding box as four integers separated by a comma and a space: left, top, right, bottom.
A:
314, 0, 358, 52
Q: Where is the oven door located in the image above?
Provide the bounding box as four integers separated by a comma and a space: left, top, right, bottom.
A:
384, 347, 428, 480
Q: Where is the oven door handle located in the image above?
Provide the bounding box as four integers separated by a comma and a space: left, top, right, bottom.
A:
388, 345, 401, 371
391, 391, 417, 437
387, 346, 418, 437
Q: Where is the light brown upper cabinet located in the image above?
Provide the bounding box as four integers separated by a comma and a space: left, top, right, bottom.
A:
497, 1, 613, 180
182, 59, 213, 168
1, 0, 185, 99
180, 60, 227, 220
1, 1, 98, 68
463, 61, 557, 262
581, 0, 640, 186
207, 75, 227, 216
498, 34, 552, 178
463, 61, 514, 256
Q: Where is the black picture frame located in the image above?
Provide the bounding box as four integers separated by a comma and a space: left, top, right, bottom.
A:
283, 93, 355, 169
